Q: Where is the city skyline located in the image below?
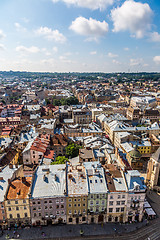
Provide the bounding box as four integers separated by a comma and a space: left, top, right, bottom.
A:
0, 0, 160, 72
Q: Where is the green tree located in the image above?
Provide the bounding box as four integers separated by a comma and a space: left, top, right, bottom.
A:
66, 143, 81, 158
51, 156, 68, 165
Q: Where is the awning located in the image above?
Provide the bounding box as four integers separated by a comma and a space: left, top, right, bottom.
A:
145, 208, 156, 216
144, 201, 151, 208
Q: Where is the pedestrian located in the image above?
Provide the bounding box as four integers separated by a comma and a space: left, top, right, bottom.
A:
80, 229, 84, 237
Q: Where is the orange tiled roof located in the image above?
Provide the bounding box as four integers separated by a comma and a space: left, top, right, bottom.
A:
44, 149, 55, 159
7, 177, 32, 200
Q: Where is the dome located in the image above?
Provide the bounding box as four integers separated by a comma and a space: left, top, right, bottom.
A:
129, 145, 141, 159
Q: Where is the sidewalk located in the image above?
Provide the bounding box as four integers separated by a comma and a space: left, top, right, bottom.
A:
0, 220, 148, 240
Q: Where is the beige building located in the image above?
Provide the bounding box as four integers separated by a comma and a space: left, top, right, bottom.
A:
4, 177, 32, 227
146, 147, 160, 191
66, 163, 88, 224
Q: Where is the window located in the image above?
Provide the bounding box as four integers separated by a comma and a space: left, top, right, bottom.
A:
78, 204, 81, 207
74, 210, 77, 214
33, 202, 36, 205
69, 210, 72, 214
61, 211, 64, 215
121, 201, 125, 205
74, 204, 76, 207
90, 201, 93, 205
116, 208, 120, 213
96, 201, 99, 205
78, 198, 81, 202
38, 201, 40, 204
102, 194, 105, 198
109, 201, 113, 206
8, 207, 11, 211
24, 213, 28, 217
9, 214, 12, 219
17, 214, 20, 218
122, 195, 125, 199
110, 196, 113, 199
82, 217, 86, 221
69, 204, 71, 207
91, 195, 93, 199
23, 200, 26, 203
102, 200, 105, 205
116, 201, 120, 205
34, 213, 36, 217
69, 198, 72, 202
121, 207, 124, 212
15, 200, 18, 204
56, 205, 59, 209
97, 195, 99, 199
24, 206, 27, 210
49, 200, 52, 204
118, 195, 121, 199
56, 211, 59, 215
83, 209, 85, 213
44, 201, 47, 204
69, 217, 72, 222
95, 180, 97, 183
16, 207, 19, 211
109, 208, 113, 213
61, 199, 64, 203
74, 199, 77, 202
45, 206, 48, 209
83, 203, 85, 207
90, 180, 92, 183
49, 206, 52, 209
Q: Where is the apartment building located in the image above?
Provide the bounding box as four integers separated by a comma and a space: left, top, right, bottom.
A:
30, 165, 67, 225
66, 163, 88, 224
4, 177, 32, 227
84, 162, 108, 223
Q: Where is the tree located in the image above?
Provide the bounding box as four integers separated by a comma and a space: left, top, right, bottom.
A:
51, 156, 68, 165
66, 143, 81, 158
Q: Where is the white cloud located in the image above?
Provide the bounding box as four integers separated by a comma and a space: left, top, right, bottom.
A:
153, 56, 160, 64
53, 47, 58, 52
108, 52, 118, 58
112, 59, 121, 64
59, 55, 74, 64
14, 22, 26, 32
35, 27, 66, 43
16, 45, 40, 54
0, 44, 5, 50
150, 32, 160, 42
90, 51, 97, 55
69, 17, 109, 40
0, 30, 6, 39
124, 47, 129, 51
111, 0, 153, 38
52, 0, 114, 10
130, 58, 143, 66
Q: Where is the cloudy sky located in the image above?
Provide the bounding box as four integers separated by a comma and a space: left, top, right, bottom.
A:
0, 0, 160, 72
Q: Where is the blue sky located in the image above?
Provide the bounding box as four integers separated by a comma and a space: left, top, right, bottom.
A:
0, 0, 160, 72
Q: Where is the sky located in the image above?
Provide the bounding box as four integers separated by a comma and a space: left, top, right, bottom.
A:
0, 0, 160, 73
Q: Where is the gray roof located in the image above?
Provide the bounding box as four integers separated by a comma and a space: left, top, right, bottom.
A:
31, 165, 66, 198
152, 147, 160, 163
0, 165, 18, 202
84, 161, 108, 194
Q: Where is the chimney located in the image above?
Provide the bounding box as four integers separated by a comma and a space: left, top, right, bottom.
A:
9, 164, 13, 169
8, 179, 11, 184
22, 177, 26, 183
